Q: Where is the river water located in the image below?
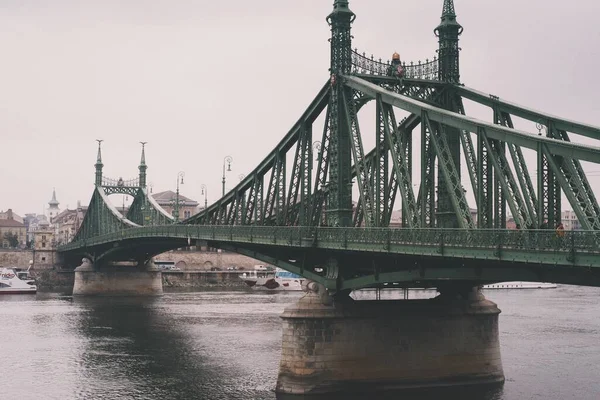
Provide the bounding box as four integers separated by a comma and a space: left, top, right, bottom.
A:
1, 285, 598, 400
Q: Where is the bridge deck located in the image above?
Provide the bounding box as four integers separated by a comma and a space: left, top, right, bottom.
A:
59, 225, 600, 269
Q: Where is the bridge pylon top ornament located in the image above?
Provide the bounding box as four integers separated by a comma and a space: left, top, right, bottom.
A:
347, 0, 459, 82
92, 141, 147, 196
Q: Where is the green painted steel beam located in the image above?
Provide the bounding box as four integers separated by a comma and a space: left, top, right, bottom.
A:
218, 243, 331, 288
344, 76, 600, 163
339, 264, 600, 291
59, 225, 600, 271
455, 85, 600, 140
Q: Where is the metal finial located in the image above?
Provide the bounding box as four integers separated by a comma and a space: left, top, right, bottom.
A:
95, 139, 103, 164
139, 141, 147, 165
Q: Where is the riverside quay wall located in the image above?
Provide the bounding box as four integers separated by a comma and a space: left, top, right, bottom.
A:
0, 249, 261, 292
152, 249, 263, 271
0, 248, 264, 272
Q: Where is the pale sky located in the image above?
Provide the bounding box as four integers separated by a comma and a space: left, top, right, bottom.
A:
1, 0, 599, 217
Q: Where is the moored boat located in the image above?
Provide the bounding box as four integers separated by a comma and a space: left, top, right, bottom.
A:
240, 268, 304, 291
0, 268, 37, 294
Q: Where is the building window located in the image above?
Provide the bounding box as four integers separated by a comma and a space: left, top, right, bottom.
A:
42, 235, 46, 240
42, 243, 46, 248
184, 211, 191, 218
41, 257, 46, 261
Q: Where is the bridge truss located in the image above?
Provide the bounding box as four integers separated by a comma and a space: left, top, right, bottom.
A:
60, 0, 600, 290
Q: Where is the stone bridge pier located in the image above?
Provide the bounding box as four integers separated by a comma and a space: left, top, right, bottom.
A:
276, 283, 504, 395
73, 258, 163, 296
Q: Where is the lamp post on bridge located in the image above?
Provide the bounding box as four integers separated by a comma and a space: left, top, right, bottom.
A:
200, 184, 208, 211
173, 171, 185, 222
222, 156, 233, 196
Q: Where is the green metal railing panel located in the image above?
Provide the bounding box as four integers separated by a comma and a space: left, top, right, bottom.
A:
59, 225, 600, 269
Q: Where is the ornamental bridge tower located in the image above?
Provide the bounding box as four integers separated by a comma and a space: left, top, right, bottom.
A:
326, 0, 355, 227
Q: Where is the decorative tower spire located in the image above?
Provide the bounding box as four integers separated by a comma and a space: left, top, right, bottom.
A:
435, 0, 463, 83
138, 142, 147, 188
325, 0, 355, 227
49, 188, 59, 207
95, 139, 104, 187
47, 188, 60, 223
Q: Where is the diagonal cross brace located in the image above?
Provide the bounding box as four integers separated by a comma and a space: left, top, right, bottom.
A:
382, 101, 418, 227
344, 90, 376, 226
423, 112, 474, 229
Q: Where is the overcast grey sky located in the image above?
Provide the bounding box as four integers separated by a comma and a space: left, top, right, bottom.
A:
1, 0, 599, 216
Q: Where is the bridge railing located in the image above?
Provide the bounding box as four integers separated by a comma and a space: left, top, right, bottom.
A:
101, 176, 140, 188
350, 50, 439, 80
60, 224, 600, 256
316, 227, 600, 253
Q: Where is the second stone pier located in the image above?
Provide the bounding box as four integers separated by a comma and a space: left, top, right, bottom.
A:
72, 258, 163, 296
276, 285, 504, 395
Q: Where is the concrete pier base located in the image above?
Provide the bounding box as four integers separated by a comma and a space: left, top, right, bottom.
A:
72, 258, 163, 296
276, 285, 504, 395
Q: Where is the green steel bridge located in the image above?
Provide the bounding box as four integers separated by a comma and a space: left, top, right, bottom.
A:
58, 0, 600, 291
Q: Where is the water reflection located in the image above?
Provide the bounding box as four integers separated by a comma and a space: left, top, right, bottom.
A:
0, 286, 598, 399
72, 296, 232, 400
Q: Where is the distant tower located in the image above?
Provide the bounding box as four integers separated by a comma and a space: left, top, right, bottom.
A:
48, 188, 60, 223
138, 142, 147, 188
95, 139, 104, 187
435, 0, 463, 83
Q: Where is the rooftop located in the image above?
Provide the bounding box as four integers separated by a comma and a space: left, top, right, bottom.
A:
152, 190, 199, 207
0, 219, 25, 228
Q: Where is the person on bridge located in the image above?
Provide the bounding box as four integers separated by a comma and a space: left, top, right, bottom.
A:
556, 223, 565, 237
555, 222, 565, 248
388, 52, 405, 78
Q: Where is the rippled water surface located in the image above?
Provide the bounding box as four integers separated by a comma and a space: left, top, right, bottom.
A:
1, 285, 599, 400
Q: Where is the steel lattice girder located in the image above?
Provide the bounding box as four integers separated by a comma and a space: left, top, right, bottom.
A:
344, 76, 600, 163
422, 112, 475, 229
381, 101, 418, 227
72, 187, 139, 243
549, 129, 600, 230
454, 97, 479, 208
478, 127, 532, 229
455, 85, 600, 140
543, 144, 600, 230
127, 188, 174, 226
344, 89, 375, 226
500, 113, 538, 226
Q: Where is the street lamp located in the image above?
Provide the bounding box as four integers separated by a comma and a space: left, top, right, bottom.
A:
200, 184, 208, 210
173, 171, 185, 222
222, 156, 233, 196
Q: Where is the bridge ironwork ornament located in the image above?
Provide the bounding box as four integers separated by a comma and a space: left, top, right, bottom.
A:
351, 50, 439, 80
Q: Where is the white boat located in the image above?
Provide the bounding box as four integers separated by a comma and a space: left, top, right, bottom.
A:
482, 281, 557, 289
0, 268, 37, 294
240, 268, 305, 291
